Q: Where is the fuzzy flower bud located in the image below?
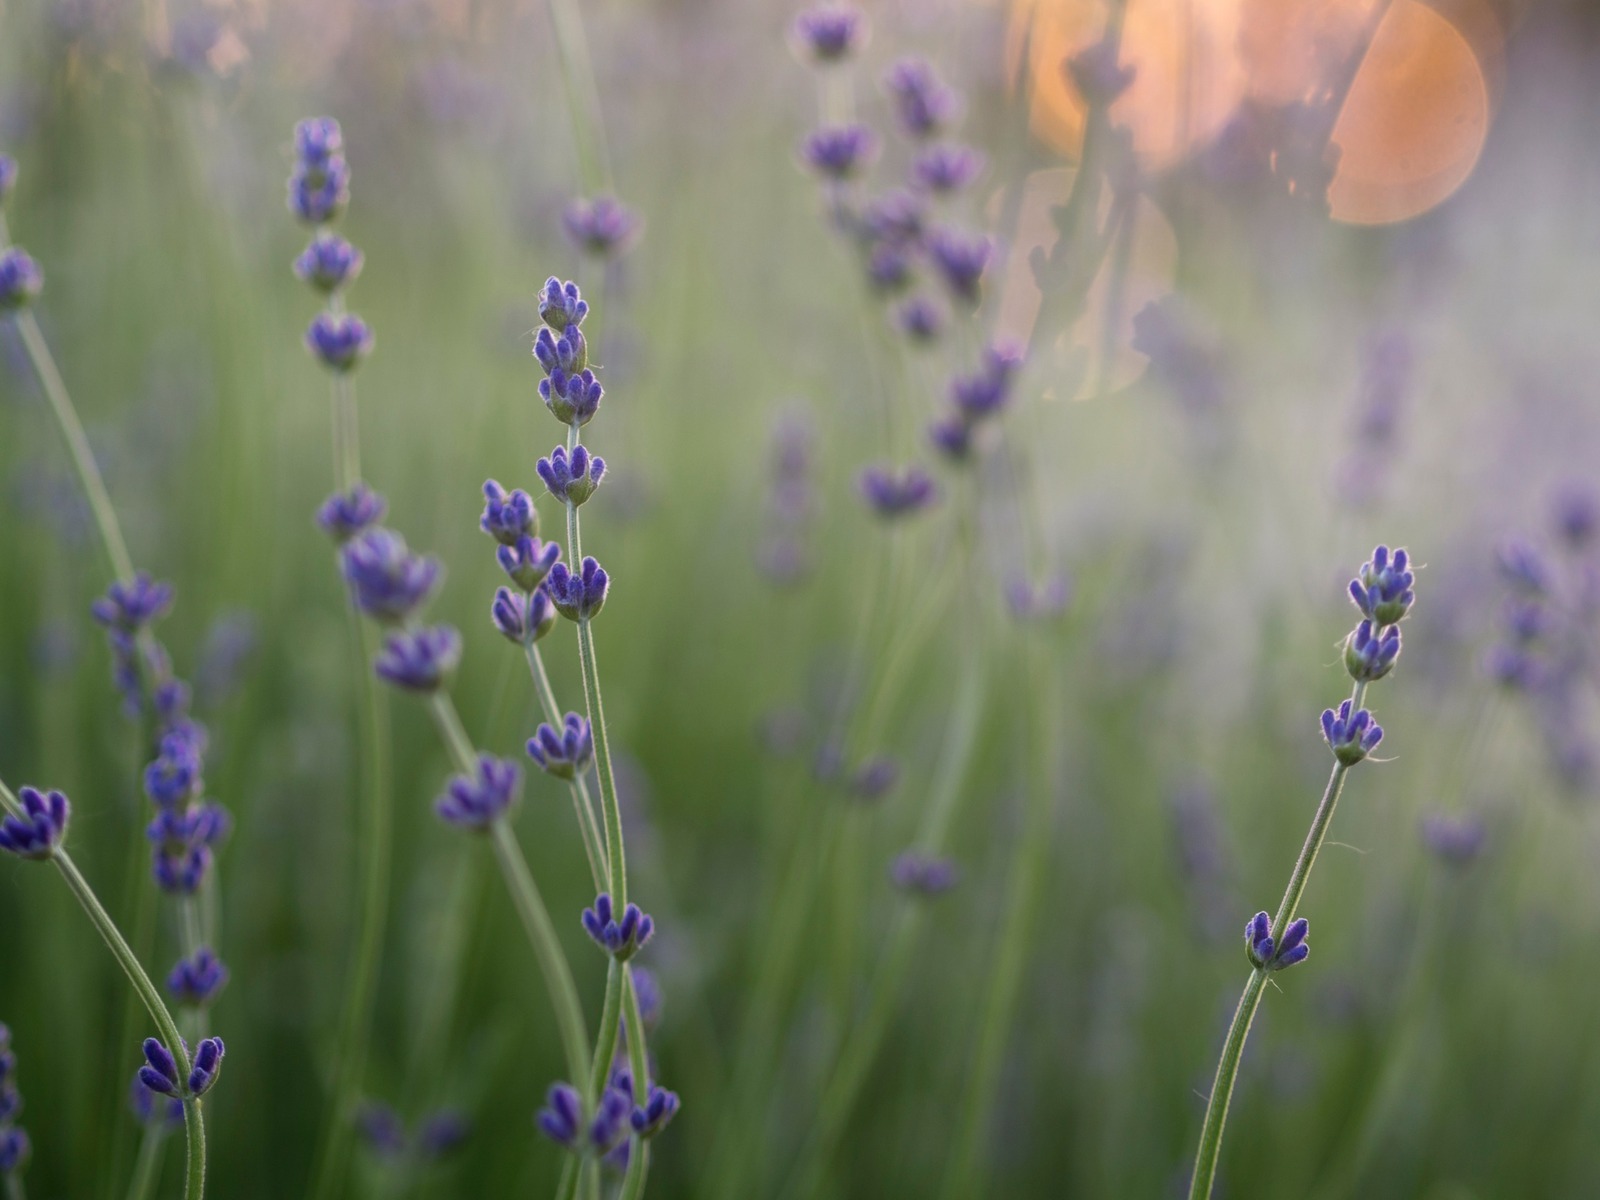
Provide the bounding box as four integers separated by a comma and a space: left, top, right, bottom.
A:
497, 535, 561, 592
547, 557, 610, 621
374, 626, 461, 692
540, 367, 604, 427
631, 1085, 680, 1138
167, 947, 229, 1007
0, 787, 70, 860
526, 713, 594, 780
889, 851, 961, 896
538, 277, 589, 330
480, 480, 539, 545
883, 57, 961, 139
305, 311, 374, 373
1343, 619, 1401, 682
858, 464, 939, 518
492, 585, 557, 645
792, 6, 867, 63
0, 247, 42, 310
912, 143, 985, 193
91, 573, 175, 632
342, 529, 442, 623
535, 323, 589, 376
582, 894, 655, 961
1321, 700, 1383, 766
537, 444, 606, 506
1244, 911, 1309, 971
563, 196, 642, 258
801, 125, 879, 180
1348, 545, 1415, 624
293, 231, 364, 293
317, 483, 387, 544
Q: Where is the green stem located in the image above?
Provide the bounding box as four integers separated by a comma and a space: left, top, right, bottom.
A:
543, 0, 613, 194
553, 1156, 579, 1200
1187, 678, 1368, 1200
181, 1100, 205, 1200
575, 617, 626, 909
124, 1125, 165, 1200
618, 1145, 651, 1200
523, 635, 607, 893
586, 961, 624, 1103
6, 1173, 25, 1200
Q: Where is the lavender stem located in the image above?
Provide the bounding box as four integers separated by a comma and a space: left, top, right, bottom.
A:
522, 635, 608, 892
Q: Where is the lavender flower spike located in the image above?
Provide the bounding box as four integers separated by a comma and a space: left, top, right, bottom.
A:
883, 57, 961, 139
498, 535, 561, 592
1321, 700, 1383, 766
859, 465, 939, 518
563, 196, 642, 258
539, 276, 589, 330
912, 143, 985, 194
480, 480, 539, 544
294, 231, 364, 293
890, 851, 961, 896
927, 227, 993, 304
526, 713, 595, 780
168, 947, 229, 1007
492, 585, 557, 645
375, 626, 462, 692
0, 1128, 28, 1175
792, 5, 868, 63
341, 528, 443, 623
305, 311, 374, 373
1348, 545, 1416, 625
294, 116, 343, 166
435, 755, 523, 831
317, 483, 387, 543
0, 787, 70, 860
547, 557, 610, 621
581, 893, 655, 961
91, 573, 175, 632
801, 125, 880, 180
0, 247, 43, 310
537, 444, 607, 506
1343, 619, 1401, 682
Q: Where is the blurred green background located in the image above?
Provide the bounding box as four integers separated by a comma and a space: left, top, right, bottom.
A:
3, 0, 1600, 1196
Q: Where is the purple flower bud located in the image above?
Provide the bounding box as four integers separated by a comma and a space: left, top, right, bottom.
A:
1273, 918, 1310, 969
883, 57, 961, 139
304, 311, 374, 373
563, 195, 642, 258
1343, 619, 1401, 682
912, 142, 985, 193
1348, 545, 1416, 625
1006, 573, 1072, 620
865, 240, 914, 293
0, 786, 70, 860
144, 733, 204, 807
91, 573, 174, 632
895, 294, 946, 343
293, 231, 364, 293
538, 276, 589, 330
1495, 539, 1550, 595
534, 323, 589, 376
480, 480, 539, 545
928, 414, 976, 461
497, 535, 561, 592
630, 1084, 679, 1138
849, 756, 900, 800
187, 1036, 224, 1096
1321, 700, 1383, 766
547, 556, 610, 621
0, 154, 17, 201
1066, 36, 1137, 105
537, 444, 607, 507
168, 947, 228, 1007
1420, 812, 1486, 865
926, 227, 992, 304
287, 156, 351, 224
492, 585, 557, 645
581, 893, 655, 961
374, 626, 461, 693
0, 247, 42, 310
536, 1083, 584, 1149
1482, 643, 1542, 690
526, 713, 594, 780
862, 189, 927, 244
341, 529, 442, 624
1244, 910, 1273, 967
858, 464, 939, 519
317, 483, 387, 543
138, 1039, 182, 1098
801, 125, 880, 180
588, 1085, 632, 1154
416, 1110, 471, 1159
435, 754, 522, 831
792, 5, 867, 63
540, 367, 605, 427
949, 348, 1022, 421
889, 851, 961, 896
293, 116, 344, 168
0, 1128, 29, 1173
356, 1104, 408, 1159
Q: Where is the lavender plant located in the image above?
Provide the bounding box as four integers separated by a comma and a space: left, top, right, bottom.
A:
1187, 546, 1417, 1199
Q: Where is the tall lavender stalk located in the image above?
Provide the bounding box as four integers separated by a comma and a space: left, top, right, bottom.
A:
1188, 547, 1416, 1199
0, 780, 213, 1198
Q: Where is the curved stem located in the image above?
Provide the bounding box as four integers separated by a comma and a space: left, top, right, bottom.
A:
1188, 679, 1367, 1200
523, 635, 607, 893
181, 1099, 205, 1200
575, 617, 626, 910
586, 960, 624, 1103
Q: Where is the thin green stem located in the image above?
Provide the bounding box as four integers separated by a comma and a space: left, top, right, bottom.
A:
6, 1173, 25, 1200
491, 816, 592, 1089
543, 0, 614, 194
123, 1124, 165, 1200
553, 1156, 579, 1200
587, 961, 624, 1102
618, 1145, 651, 1200
181, 1101, 205, 1200
575, 617, 626, 909
1188, 678, 1369, 1200
523, 635, 607, 893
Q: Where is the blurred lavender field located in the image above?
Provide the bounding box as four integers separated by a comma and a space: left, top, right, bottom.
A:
2, 0, 1600, 1197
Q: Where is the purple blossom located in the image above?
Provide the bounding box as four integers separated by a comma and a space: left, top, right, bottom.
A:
563, 195, 642, 258
631, 1084, 680, 1138
631, 966, 663, 1028
540, 367, 605, 427
0, 786, 70, 860
1006, 573, 1072, 620
0, 1128, 28, 1174
526, 713, 594, 780
147, 802, 230, 894
547, 556, 610, 621
865, 240, 914, 292
130, 1077, 184, 1129
912, 143, 985, 193
357, 1104, 408, 1159
435, 755, 522, 831
1321, 701, 1383, 766
1244, 911, 1309, 971
926, 227, 992, 304
1482, 643, 1542, 690
167, 947, 229, 1007
849, 756, 900, 800
792, 5, 867, 62
890, 851, 961, 896
374, 626, 462, 692
1554, 485, 1598, 551
304, 312, 373, 372
1343, 619, 1401, 682
536, 1083, 584, 1149
535, 323, 589, 379
91, 573, 174, 632
949, 342, 1023, 421
0, 247, 42, 310
317, 483, 387, 543
1065, 36, 1137, 105
479, 480, 539, 545
143, 731, 204, 807
341, 529, 442, 624
895, 294, 946, 343
293, 231, 364, 293
491, 585, 557, 644
928, 414, 976, 461
1419, 812, 1486, 865
538, 276, 589, 330
858, 464, 939, 518
582, 893, 655, 961
801, 125, 879, 180
293, 116, 343, 167
1348, 545, 1417, 625
537, 444, 606, 506
287, 157, 351, 224
497, 535, 561, 592
883, 57, 960, 139
862, 189, 927, 244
